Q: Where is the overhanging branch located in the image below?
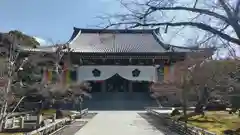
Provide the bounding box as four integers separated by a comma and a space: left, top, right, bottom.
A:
236, 0, 240, 15
218, 0, 240, 39
130, 21, 240, 45
148, 6, 230, 24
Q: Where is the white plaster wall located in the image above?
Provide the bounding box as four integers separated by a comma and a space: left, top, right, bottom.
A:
77, 66, 157, 82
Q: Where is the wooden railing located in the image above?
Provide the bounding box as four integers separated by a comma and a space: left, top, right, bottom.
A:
25, 108, 89, 135
146, 108, 216, 135
70, 108, 88, 119
5, 112, 34, 129
145, 107, 195, 111
5, 117, 22, 129
25, 118, 68, 135
8, 111, 33, 118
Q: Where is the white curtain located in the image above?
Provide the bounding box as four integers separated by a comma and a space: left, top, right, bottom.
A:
77, 66, 157, 82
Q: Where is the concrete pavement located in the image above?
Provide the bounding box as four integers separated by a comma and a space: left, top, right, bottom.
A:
74, 111, 178, 135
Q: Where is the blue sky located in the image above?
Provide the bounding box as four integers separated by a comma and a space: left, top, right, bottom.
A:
0, 0, 239, 58
0, 0, 120, 43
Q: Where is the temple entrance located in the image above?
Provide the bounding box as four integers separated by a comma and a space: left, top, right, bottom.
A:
132, 81, 149, 92
83, 74, 157, 110
89, 81, 102, 92
106, 74, 129, 92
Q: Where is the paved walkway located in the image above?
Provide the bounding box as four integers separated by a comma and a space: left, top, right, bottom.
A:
52, 113, 97, 135
74, 111, 177, 135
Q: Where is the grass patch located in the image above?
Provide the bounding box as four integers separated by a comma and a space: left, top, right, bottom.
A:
173, 111, 240, 135
40, 109, 75, 119
40, 109, 56, 119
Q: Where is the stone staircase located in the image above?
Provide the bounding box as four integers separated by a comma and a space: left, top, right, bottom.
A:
83, 92, 158, 110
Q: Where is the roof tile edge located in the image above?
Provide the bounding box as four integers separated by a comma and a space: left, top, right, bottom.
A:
73, 27, 155, 34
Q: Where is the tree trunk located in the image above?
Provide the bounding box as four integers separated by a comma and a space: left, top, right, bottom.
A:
0, 79, 12, 131
182, 87, 188, 132
0, 101, 7, 131
194, 102, 204, 115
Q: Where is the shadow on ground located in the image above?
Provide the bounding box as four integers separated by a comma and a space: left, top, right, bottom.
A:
82, 113, 98, 119
138, 113, 178, 135
52, 113, 98, 135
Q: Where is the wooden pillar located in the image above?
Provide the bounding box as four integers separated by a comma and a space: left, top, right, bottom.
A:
128, 81, 133, 92
101, 81, 106, 92
37, 114, 43, 126
25, 114, 30, 120
20, 116, 24, 128
52, 114, 56, 122
12, 117, 15, 128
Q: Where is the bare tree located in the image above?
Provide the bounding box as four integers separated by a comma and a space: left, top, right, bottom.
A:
0, 32, 30, 131
19, 43, 92, 113
151, 49, 240, 120
100, 0, 240, 53
26, 44, 91, 97
151, 49, 214, 119
0, 33, 91, 130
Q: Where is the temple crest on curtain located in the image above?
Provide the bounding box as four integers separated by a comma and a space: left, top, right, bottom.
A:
77, 66, 157, 81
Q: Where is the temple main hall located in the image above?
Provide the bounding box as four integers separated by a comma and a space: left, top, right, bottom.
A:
26, 28, 200, 110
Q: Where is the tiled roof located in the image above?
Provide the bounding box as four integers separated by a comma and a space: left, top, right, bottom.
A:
68, 28, 167, 53
20, 28, 209, 54
20, 46, 58, 52
170, 45, 203, 52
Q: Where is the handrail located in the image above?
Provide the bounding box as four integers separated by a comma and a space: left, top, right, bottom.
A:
70, 108, 88, 119
145, 106, 195, 111
8, 111, 33, 118
26, 118, 68, 135
81, 108, 88, 115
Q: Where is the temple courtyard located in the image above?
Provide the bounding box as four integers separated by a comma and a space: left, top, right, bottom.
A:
73, 111, 178, 135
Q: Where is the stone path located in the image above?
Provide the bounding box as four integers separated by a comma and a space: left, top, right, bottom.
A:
74, 111, 178, 135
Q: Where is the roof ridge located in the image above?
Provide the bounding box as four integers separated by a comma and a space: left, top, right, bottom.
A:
73, 27, 155, 34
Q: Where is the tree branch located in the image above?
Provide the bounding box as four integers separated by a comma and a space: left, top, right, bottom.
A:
218, 0, 240, 38
148, 6, 231, 24
193, 0, 198, 8
130, 21, 240, 45
236, 0, 240, 15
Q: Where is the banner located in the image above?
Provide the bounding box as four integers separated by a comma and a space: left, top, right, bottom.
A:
42, 68, 53, 83
164, 65, 169, 82
62, 63, 78, 85
170, 64, 175, 82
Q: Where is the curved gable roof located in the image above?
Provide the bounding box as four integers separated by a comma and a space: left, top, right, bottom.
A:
68, 27, 168, 53
21, 27, 210, 53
